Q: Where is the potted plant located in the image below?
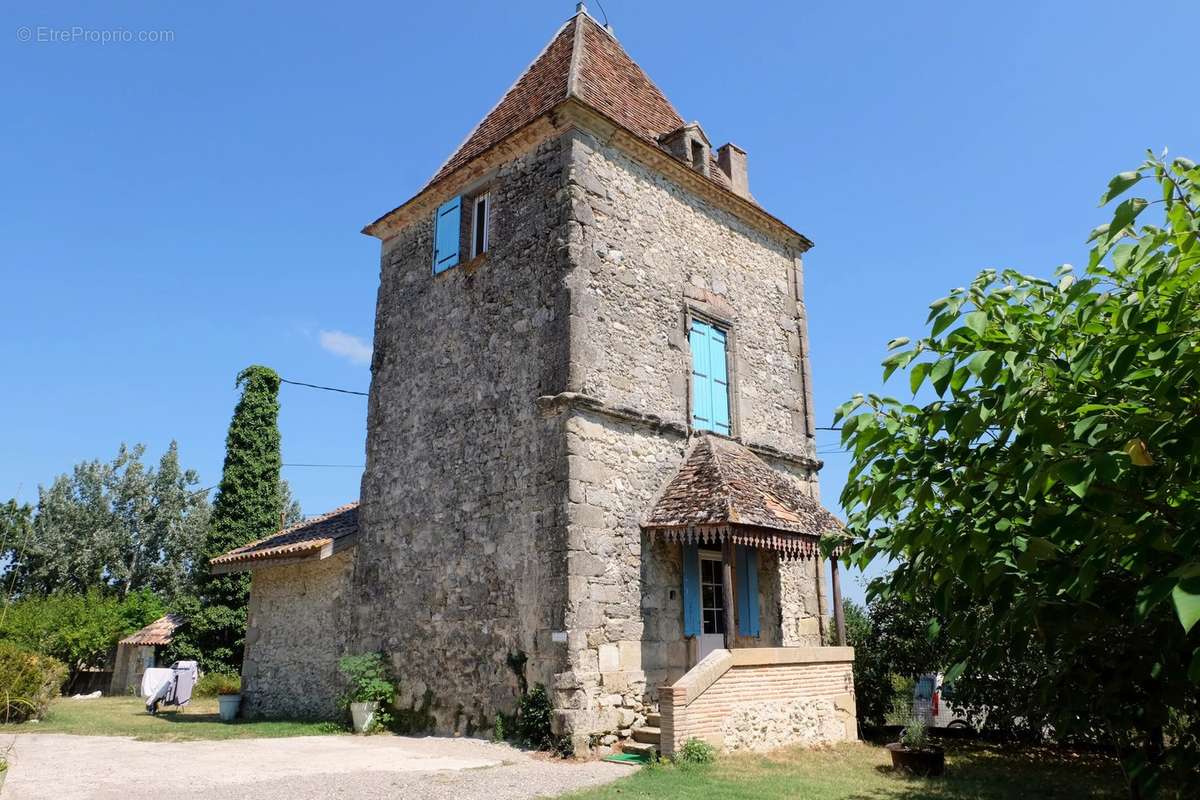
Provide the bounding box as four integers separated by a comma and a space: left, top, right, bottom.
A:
885, 716, 945, 776
207, 673, 243, 722
338, 653, 394, 734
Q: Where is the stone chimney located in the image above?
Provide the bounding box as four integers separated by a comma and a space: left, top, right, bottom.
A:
717, 143, 750, 200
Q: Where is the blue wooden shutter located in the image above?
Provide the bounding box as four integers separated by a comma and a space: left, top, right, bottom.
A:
682, 544, 701, 636
433, 196, 462, 273
690, 322, 713, 431
689, 320, 731, 434
709, 326, 731, 434
736, 545, 760, 636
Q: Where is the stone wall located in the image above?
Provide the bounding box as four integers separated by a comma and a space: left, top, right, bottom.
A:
353, 135, 574, 735
241, 550, 353, 719
109, 643, 154, 696
660, 647, 856, 755
547, 128, 829, 751
560, 129, 816, 460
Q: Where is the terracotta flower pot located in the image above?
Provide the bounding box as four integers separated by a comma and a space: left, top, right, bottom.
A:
886, 742, 945, 776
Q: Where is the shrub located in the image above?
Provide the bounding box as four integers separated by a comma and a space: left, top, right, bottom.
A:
883, 674, 915, 728
0, 642, 68, 723
675, 737, 716, 767
338, 653, 394, 705
515, 685, 553, 748
898, 716, 930, 749
0, 590, 163, 690
195, 672, 241, 697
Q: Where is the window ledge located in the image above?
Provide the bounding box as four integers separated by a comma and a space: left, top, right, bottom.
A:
462, 252, 489, 272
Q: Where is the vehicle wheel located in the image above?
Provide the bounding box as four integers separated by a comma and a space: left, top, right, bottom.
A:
947, 720, 969, 729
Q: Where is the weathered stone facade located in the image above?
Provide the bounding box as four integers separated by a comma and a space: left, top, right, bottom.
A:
241, 550, 354, 719
340, 121, 830, 749
546, 129, 827, 750
232, 10, 849, 753
351, 135, 574, 733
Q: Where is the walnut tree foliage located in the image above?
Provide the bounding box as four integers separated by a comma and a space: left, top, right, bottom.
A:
833, 153, 1200, 794
170, 365, 297, 672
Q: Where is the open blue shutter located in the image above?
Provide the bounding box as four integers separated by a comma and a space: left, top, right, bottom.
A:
689, 320, 731, 434
736, 545, 760, 636
433, 196, 461, 273
682, 544, 701, 636
710, 327, 731, 434
689, 322, 712, 431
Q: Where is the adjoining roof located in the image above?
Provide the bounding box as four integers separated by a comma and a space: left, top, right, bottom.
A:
427, 11, 685, 188
119, 613, 185, 647
643, 435, 843, 558
210, 503, 359, 572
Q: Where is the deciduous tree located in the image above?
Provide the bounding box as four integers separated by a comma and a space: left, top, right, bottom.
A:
834, 152, 1199, 794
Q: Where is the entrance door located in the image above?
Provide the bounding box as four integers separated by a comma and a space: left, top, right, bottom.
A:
698, 551, 727, 660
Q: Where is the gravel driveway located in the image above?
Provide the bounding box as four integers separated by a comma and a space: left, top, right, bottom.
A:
1, 734, 628, 800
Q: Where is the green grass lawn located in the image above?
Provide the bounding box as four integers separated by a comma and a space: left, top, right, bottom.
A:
561, 740, 1125, 800
1, 696, 343, 741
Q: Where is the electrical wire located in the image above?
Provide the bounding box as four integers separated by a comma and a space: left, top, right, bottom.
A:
280, 378, 368, 397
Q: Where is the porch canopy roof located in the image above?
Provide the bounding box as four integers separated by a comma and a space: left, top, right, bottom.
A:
641, 434, 843, 559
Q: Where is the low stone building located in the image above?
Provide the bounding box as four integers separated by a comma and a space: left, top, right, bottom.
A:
109, 613, 185, 696
214, 5, 854, 755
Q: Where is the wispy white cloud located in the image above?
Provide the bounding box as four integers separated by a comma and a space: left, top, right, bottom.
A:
318, 330, 372, 366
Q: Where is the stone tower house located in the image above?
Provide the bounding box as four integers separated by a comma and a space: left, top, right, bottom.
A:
216, 5, 853, 755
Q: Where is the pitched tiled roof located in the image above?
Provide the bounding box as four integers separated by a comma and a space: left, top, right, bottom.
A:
644, 435, 843, 537
119, 613, 185, 646
210, 503, 359, 568
427, 12, 687, 188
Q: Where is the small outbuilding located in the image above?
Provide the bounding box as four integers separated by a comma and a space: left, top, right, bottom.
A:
109, 613, 185, 696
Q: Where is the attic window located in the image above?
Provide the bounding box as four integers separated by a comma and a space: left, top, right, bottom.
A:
691, 141, 705, 172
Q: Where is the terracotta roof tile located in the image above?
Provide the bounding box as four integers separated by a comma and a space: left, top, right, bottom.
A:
119, 613, 185, 646
575, 17, 684, 144
210, 502, 359, 567
643, 435, 843, 537
426, 13, 715, 192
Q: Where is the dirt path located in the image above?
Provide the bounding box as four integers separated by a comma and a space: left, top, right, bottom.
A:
2, 733, 628, 800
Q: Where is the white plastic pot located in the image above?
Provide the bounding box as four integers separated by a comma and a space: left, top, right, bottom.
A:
350, 701, 379, 733
217, 694, 242, 722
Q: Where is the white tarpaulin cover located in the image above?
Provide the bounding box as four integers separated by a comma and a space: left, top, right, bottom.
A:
141, 667, 173, 699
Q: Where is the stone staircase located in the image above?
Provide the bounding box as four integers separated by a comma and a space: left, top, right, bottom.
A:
621, 711, 661, 758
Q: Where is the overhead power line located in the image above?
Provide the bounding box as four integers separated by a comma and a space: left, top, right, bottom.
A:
280, 378, 368, 397
282, 463, 365, 469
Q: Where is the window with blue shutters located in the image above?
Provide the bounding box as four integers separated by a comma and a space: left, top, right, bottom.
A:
689, 319, 731, 434
735, 545, 760, 636
433, 196, 462, 274
682, 544, 701, 636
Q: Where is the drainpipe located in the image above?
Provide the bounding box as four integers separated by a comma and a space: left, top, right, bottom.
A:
830, 557, 847, 647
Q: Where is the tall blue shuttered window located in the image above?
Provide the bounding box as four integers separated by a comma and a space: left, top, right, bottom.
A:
689, 319, 731, 434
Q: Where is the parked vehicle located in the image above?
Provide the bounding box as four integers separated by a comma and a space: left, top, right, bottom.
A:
912, 672, 975, 730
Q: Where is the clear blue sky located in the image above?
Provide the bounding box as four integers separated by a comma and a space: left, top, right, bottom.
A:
2, 1, 1195, 606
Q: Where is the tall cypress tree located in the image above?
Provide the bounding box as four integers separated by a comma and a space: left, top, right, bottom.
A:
171, 365, 285, 671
